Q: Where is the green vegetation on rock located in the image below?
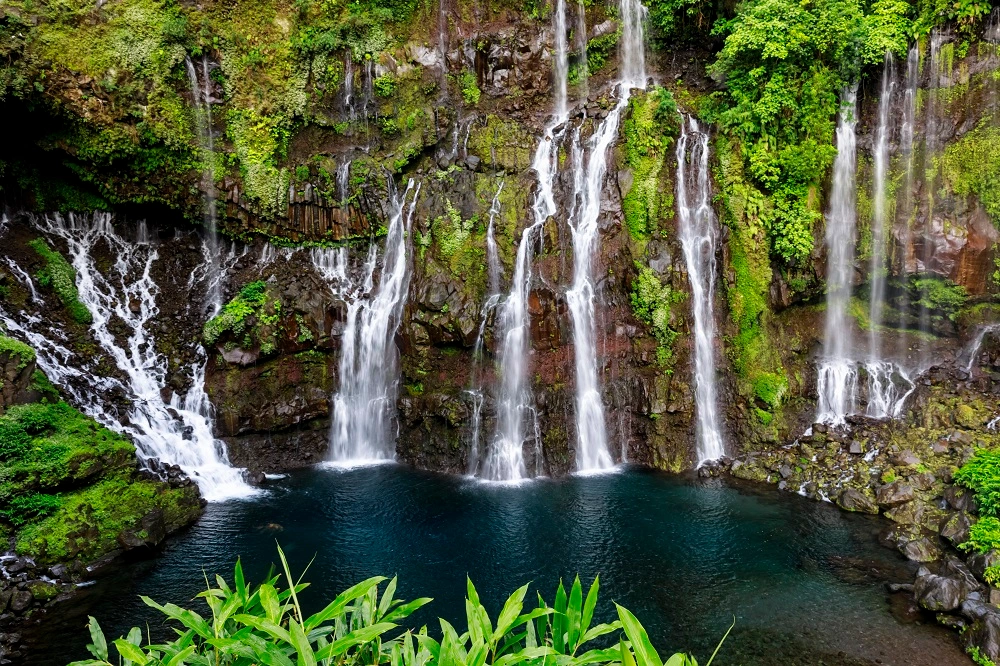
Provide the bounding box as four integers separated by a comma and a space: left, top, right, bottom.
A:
0, 335, 36, 372
630, 267, 684, 368
28, 238, 93, 324
622, 87, 678, 242
941, 120, 1000, 226
0, 396, 201, 565
204, 280, 283, 355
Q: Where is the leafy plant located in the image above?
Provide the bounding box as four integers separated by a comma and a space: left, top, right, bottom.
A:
631, 267, 685, 368
28, 238, 92, 324
68, 547, 731, 666
459, 71, 481, 106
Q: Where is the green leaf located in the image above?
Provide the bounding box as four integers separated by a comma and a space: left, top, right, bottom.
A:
314, 622, 397, 659
303, 576, 386, 631
494, 583, 530, 642
616, 605, 661, 666
290, 620, 317, 666
378, 577, 398, 619
86, 616, 108, 661
704, 617, 735, 666
113, 639, 147, 665
582, 576, 599, 639
567, 576, 583, 651
165, 645, 196, 666
553, 581, 568, 653
233, 613, 293, 644
260, 584, 281, 623
383, 597, 433, 623
141, 598, 213, 640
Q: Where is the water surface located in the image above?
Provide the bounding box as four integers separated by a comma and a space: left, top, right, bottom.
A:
25, 465, 966, 665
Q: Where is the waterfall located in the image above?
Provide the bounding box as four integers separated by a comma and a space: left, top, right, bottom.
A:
676, 117, 724, 463
327, 179, 419, 465
337, 160, 351, 204
483, 0, 572, 482
816, 88, 859, 425
344, 53, 355, 120
964, 324, 1000, 374
6, 213, 255, 500
467, 182, 505, 476
184, 55, 222, 315
567, 0, 647, 473
896, 44, 919, 339
864, 53, 915, 419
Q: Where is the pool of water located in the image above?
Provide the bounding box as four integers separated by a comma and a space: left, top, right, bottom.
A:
24, 465, 967, 665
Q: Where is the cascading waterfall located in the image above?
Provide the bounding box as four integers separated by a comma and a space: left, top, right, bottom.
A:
184, 55, 222, 315
567, 0, 646, 473
896, 44, 919, 340
816, 88, 859, 425
327, 179, 420, 464
865, 53, 914, 419
7, 213, 255, 500
467, 181, 505, 475
483, 0, 572, 482
676, 117, 724, 464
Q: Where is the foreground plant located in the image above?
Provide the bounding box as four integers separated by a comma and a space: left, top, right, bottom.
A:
69, 547, 731, 666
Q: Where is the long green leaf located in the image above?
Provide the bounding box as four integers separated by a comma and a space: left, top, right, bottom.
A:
581, 576, 599, 640
494, 583, 529, 641
290, 620, 317, 666
85, 616, 108, 661
567, 577, 583, 651
259, 584, 281, 624
304, 576, 386, 631
233, 613, 293, 644
615, 605, 661, 666
383, 597, 433, 623
314, 622, 397, 659
113, 639, 147, 665
704, 617, 735, 666
553, 582, 568, 654
378, 577, 399, 619
141, 598, 213, 640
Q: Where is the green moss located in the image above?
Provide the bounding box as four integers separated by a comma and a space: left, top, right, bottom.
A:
941, 120, 1000, 226
458, 70, 480, 106
0, 335, 36, 371
621, 88, 678, 242
630, 267, 684, 368
28, 239, 92, 324
715, 135, 787, 413
203, 280, 282, 354
15, 475, 199, 563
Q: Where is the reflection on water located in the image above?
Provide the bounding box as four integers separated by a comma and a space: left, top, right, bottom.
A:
24, 466, 965, 665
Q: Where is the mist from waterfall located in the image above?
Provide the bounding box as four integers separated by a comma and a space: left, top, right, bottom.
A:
326, 179, 420, 465
1, 213, 255, 501
816, 88, 859, 425
676, 117, 724, 464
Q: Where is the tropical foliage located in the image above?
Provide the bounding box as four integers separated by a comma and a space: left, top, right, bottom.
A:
68, 547, 730, 666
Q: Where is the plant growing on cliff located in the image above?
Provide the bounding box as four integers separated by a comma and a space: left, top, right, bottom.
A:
67, 546, 730, 666
204, 280, 282, 355
956, 449, 1000, 518
631, 267, 684, 368
28, 239, 92, 324
459, 70, 481, 106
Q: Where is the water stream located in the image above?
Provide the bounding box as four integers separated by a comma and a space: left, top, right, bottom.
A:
816, 88, 859, 425
676, 117, 724, 463
2, 213, 254, 500
327, 179, 420, 464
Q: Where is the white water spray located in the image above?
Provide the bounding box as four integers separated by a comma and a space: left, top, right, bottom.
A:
676, 117, 725, 463
30, 213, 254, 500
327, 180, 420, 464
816, 88, 859, 425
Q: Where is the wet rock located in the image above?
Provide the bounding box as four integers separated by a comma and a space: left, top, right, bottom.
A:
939, 511, 972, 547
961, 599, 1000, 662
876, 481, 915, 507
836, 487, 879, 514
8, 591, 31, 614
883, 524, 943, 562
945, 486, 977, 512
914, 561, 979, 611
885, 499, 926, 525
891, 449, 922, 467
969, 550, 1000, 582
910, 472, 936, 491
849, 441, 863, 455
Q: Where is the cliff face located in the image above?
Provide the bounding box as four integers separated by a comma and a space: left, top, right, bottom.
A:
0, 0, 999, 479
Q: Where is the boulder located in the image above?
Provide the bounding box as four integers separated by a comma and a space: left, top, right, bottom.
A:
876, 481, 916, 507
969, 550, 1000, 582
939, 511, 972, 547
9, 590, 32, 614
914, 564, 977, 611
962, 599, 1000, 663
837, 487, 879, 514
885, 499, 926, 525
891, 450, 922, 467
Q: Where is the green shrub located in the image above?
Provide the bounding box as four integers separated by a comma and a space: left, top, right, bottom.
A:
911, 278, 968, 322
962, 517, 1000, 554
459, 70, 481, 106
0, 335, 36, 371
28, 239, 92, 324
68, 546, 730, 666
0, 493, 62, 527
631, 267, 684, 368
203, 280, 282, 354
956, 449, 1000, 518
0, 420, 32, 460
